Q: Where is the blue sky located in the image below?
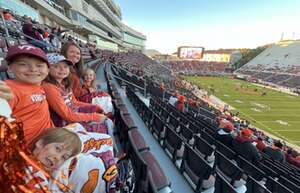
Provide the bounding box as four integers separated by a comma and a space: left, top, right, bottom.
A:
115, 0, 300, 54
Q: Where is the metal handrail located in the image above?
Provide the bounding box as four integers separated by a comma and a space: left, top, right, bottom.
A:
109, 62, 147, 96
108, 72, 145, 91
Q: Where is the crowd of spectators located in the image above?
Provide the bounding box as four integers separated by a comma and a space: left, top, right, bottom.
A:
237, 61, 300, 89
215, 114, 300, 168
162, 60, 227, 75
1, 8, 98, 59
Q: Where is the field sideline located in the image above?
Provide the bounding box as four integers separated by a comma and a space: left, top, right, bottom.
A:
184, 76, 300, 147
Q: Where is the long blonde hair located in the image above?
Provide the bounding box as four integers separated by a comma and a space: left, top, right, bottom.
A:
82, 68, 96, 89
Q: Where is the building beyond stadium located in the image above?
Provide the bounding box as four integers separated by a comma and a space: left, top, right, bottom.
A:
1, 0, 146, 51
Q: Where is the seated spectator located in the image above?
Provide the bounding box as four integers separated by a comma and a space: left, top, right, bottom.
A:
159, 82, 165, 98
255, 137, 266, 152
60, 42, 87, 98
286, 149, 300, 168
31, 127, 81, 174
22, 17, 48, 52
3, 9, 15, 21
2, 45, 53, 145
49, 26, 68, 49
215, 119, 234, 147
232, 128, 261, 163
168, 91, 178, 106
82, 67, 97, 94
0, 46, 118, 192
159, 82, 165, 92
175, 95, 185, 112
42, 53, 107, 129
89, 45, 97, 59
188, 97, 197, 108
263, 140, 286, 163
33, 123, 118, 193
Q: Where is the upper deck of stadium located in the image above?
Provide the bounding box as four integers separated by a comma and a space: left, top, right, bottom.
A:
0, 0, 146, 51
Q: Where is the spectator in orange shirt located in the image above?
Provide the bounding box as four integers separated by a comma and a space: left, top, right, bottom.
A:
42, 53, 107, 130
1, 44, 53, 145
175, 95, 185, 113
60, 42, 86, 98
61, 42, 113, 110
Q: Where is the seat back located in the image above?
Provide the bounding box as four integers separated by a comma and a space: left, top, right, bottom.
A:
161, 108, 169, 122
128, 128, 149, 152
215, 151, 244, 184
246, 176, 271, 193
179, 123, 194, 143
189, 122, 201, 134
141, 151, 171, 192
162, 125, 183, 161
143, 107, 153, 126
151, 113, 165, 139
237, 155, 266, 181
194, 135, 215, 160
278, 176, 300, 193
128, 138, 149, 193
258, 163, 278, 177
214, 172, 238, 193
180, 144, 213, 191
216, 140, 236, 160
200, 130, 215, 145
168, 114, 179, 130
266, 177, 293, 193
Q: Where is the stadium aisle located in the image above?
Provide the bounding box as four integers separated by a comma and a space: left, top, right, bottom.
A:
107, 65, 194, 193
95, 63, 108, 92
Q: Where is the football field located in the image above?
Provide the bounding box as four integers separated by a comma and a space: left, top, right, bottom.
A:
184, 76, 300, 147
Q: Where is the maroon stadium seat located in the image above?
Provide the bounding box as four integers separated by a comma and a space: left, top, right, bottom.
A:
128, 128, 149, 152
140, 150, 170, 191
162, 125, 184, 162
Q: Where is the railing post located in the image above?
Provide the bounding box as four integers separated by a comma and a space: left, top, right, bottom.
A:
144, 78, 147, 97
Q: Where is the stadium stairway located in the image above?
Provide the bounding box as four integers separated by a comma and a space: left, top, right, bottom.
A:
105, 63, 194, 193
95, 61, 108, 92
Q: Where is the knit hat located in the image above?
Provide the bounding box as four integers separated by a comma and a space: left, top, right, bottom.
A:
5, 44, 49, 66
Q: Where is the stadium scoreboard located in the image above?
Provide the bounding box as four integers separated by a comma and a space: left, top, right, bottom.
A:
178, 46, 204, 59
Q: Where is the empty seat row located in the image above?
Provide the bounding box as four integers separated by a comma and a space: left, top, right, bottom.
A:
126, 87, 300, 192
107, 70, 172, 193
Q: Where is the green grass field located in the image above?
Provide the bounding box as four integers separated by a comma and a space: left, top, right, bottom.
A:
184, 76, 300, 147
